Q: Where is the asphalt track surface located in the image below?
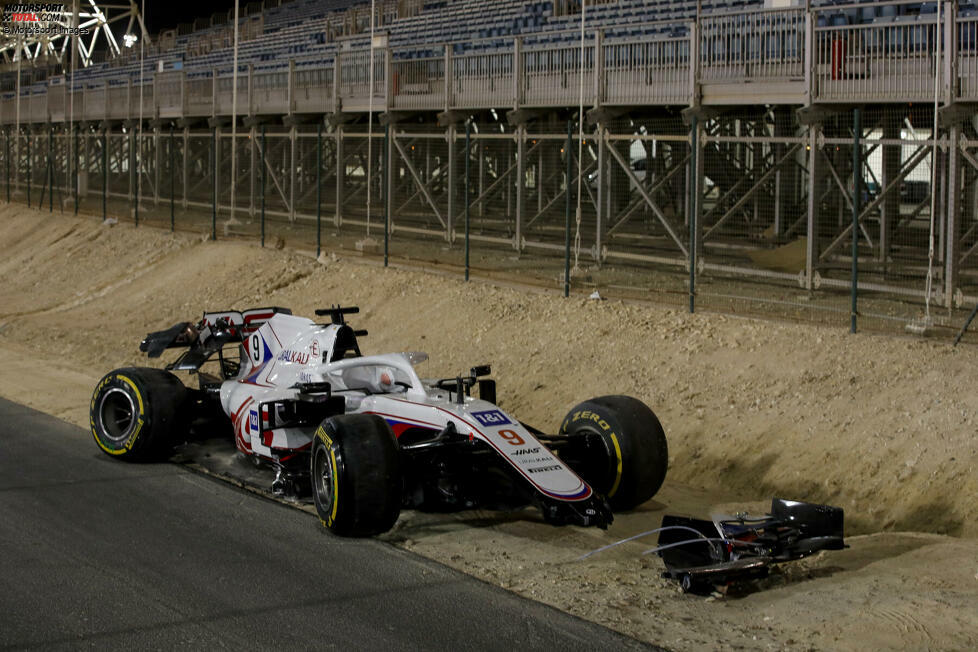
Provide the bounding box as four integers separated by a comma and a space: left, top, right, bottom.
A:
0, 398, 656, 651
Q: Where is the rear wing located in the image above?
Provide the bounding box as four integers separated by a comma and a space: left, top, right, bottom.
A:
139, 307, 292, 368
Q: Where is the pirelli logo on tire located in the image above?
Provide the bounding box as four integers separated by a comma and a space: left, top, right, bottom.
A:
315, 425, 333, 447
314, 425, 340, 528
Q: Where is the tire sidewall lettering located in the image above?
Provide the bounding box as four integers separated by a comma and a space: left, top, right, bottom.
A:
91, 373, 146, 455
570, 410, 613, 432
315, 425, 333, 447
314, 426, 340, 527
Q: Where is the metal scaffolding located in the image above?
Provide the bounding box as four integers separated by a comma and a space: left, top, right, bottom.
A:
2, 0, 978, 339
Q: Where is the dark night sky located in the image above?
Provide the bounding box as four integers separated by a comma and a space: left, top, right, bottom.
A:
142, 0, 243, 34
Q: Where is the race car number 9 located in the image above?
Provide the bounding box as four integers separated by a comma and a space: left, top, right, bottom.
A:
499, 429, 525, 446
250, 334, 263, 365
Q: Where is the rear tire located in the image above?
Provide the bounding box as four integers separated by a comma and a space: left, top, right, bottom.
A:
311, 414, 402, 537
90, 367, 188, 461
558, 395, 668, 511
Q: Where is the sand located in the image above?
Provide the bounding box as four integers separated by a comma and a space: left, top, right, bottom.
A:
1, 204, 976, 650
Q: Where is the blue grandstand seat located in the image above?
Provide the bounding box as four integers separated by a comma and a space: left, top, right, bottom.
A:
829, 13, 849, 27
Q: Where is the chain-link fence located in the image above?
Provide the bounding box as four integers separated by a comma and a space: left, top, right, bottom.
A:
4, 104, 977, 343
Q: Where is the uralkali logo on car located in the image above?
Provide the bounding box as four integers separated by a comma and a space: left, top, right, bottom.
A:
278, 349, 310, 364
471, 409, 511, 427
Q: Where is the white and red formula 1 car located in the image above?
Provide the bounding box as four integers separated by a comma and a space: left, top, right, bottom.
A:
90, 306, 668, 536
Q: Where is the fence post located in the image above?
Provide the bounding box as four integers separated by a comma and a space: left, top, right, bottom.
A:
334, 124, 343, 227
689, 116, 698, 313
134, 127, 139, 227
27, 131, 31, 208
102, 128, 107, 221
58, 128, 63, 213
182, 127, 189, 209
64, 127, 70, 213
5, 128, 9, 203
170, 125, 175, 231
465, 120, 471, 282
447, 122, 456, 242
260, 124, 266, 247
128, 129, 133, 221
851, 107, 861, 334
384, 123, 390, 268
515, 124, 524, 251
212, 126, 217, 241
316, 122, 322, 258
74, 126, 78, 215
38, 133, 47, 210
946, 123, 961, 307
48, 127, 53, 212
565, 119, 572, 298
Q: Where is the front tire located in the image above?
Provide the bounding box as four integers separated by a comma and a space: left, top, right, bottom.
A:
90, 367, 188, 461
558, 395, 668, 511
311, 414, 402, 537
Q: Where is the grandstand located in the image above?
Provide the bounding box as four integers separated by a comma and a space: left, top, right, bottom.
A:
3, 0, 972, 117
1, 0, 977, 333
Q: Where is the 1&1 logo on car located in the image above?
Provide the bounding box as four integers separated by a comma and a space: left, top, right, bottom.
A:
471, 409, 511, 427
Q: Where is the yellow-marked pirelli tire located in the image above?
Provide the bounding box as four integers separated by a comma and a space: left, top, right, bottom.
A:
311, 414, 402, 537
558, 395, 668, 512
90, 367, 188, 461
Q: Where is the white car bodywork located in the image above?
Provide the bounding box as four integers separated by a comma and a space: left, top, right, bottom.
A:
217, 312, 593, 504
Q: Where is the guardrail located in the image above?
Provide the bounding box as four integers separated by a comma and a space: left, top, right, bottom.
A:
814, 14, 941, 102
604, 35, 691, 106
957, 14, 978, 100
391, 55, 444, 111
0, 2, 973, 125
521, 40, 595, 108
452, 49, 515, 109
700, 7, 806, 83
